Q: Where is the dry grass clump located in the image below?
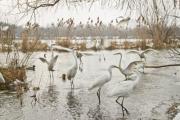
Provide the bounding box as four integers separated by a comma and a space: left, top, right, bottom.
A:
21, 39, 48, 52
166, 102, 180, 120
0, 67, 26, 90
135, 40, 148, 50
56, 38, 72, 48
122, 41, 135, 49
106, 41, 118, 50
78, 42, 87, 51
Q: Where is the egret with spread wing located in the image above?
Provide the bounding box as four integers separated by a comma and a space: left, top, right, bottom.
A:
39, 55, 58, 71
52, 45, 78, 89
127, 48, 158, 62
114, 52, 144, 80
127, 49, 158, 72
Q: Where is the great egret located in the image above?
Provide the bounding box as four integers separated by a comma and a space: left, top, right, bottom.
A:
0, 72, 5, 83
95, 39, 106, 61
127, 49, 158, 72
76, 51, 83, 72
39, 54, 58, 85
114, 52, 144, 80
88, 65, 118, 104
39, 55, 58, 71
127, 49, 158, 62
67, 49, 78, 89
108, 71, 141, 117
52, 45, 78, 88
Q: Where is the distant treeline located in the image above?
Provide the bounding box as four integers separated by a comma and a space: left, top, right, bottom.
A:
1, 22, 180, 40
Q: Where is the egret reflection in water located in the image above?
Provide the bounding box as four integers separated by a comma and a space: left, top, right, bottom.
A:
87, 105, 111, 120
66, 90, 82, 120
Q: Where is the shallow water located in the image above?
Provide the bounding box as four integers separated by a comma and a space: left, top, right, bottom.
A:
0, 50, 180, 120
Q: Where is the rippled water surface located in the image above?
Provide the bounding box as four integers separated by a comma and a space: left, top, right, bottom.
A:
0, 50, 180, 120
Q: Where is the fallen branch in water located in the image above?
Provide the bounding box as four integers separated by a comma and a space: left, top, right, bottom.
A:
145, 64, 180, 68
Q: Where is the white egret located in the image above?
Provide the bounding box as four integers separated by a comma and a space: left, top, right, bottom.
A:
0, 72, 5, 83
67, 50, 78, 89
88, 65, 118, 104
114, 52, 144, 80
39, 55, 58, 71
95, 39, 106, 61
127, 49, 158, 62
52, 45, 78, 88
108, 71, 141, 117
127, 49, 158, 72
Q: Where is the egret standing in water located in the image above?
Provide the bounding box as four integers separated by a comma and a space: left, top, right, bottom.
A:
114, 52, 144, 80
52, 45, 78, 89
39, 55, 58, 71
88, 65, 118, 104
95, 39, 106, 61
39, 49, 58, 84
108, 71, 141, 117
67, 49, 78, 89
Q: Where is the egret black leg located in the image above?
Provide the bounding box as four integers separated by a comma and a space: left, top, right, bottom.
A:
97, 88, 101, 104
116, 96, 129, 117
116, 96, 124, 117
71, 79, 74, 89
49, 71, 52, 85
121, 97, 129, 115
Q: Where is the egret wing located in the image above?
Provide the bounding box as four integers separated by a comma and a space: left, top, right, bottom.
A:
49, 55, 58, 69
143, 48, 158, 54
108, 81, 134, 97
126, 61, 144, 70
127, 50, 140, 55
39, 57, 49, 64
79, 51, 102, 56
89, 74, 109, 90
52, 45, 72, 52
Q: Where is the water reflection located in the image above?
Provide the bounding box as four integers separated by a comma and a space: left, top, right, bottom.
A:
66, 90, 82, 120
87, 105, 111, 120
40, 85, 59, 108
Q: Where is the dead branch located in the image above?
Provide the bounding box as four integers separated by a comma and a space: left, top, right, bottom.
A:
145, 64, 180, 68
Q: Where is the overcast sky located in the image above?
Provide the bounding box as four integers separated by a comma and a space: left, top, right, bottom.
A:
0, 0, 179, 27
0, 0, 138, 27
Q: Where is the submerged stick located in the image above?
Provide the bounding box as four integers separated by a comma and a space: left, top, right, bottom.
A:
145, 64, 180, 68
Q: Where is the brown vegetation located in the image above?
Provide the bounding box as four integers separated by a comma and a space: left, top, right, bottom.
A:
0, 67, 26, 90
56, 38, 72, 48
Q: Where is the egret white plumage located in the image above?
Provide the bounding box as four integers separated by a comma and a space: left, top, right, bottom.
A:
67, 50, 78, 88
108, 71, 141, 117
39, 55, 58, 71
52, 45, 78, 88
127, 48, 158, 62
88, 65, 118, 104
76, 51, 83, 72
95, 39, 105, 61
114, 52, 144, 80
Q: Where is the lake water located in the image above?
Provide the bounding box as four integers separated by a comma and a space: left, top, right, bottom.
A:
0, 50, 180, 120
